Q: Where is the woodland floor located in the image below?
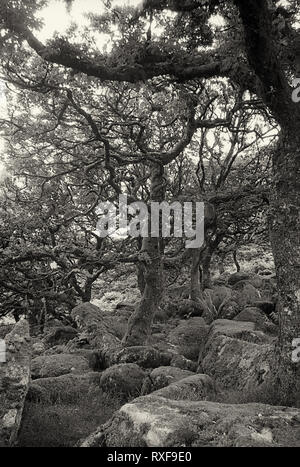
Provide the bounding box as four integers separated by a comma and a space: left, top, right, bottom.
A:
14, 244, 299, 447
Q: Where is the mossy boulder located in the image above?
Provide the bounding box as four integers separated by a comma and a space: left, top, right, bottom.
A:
141, 366, 194, 395
112, 346, 171, 369
27, 372, 102, 403
81, 398, 300, 447
31, 354, 90, 379
168, 318, 209, 361
100, 364, 145, 400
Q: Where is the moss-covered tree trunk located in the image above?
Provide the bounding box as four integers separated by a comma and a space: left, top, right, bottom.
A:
232, 0, 300, 404
136, 237, 146, 294
190, 248, 202, 301
232, 249, 240, 273
269, 130, 300, 404
190, 202, 216, 299
123, 164, 165, 346
190, 247, 212, 299
201, 247, 213, 289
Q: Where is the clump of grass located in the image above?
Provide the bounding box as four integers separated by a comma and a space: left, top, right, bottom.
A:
18, 389, 123, 447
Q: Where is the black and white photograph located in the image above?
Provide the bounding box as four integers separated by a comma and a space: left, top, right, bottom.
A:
0, 0, 299, 451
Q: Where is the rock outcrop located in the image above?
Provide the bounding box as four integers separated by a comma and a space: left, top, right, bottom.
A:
169, 354, 197, 372
198, 319, 274, 391
228, 272, 251, 286
232, 281, 261, 309
28, 372, 102, 403
112, 346, 171, 369
31, 353, 90, 379
150, 374, 216, 401
100, 364, 145, 400
234, 307, 278, 335
204, 285, 232, 310
71, 303, 122, 367
43, 325, 78, 348
177, 299, 205, 318
0, 320, 31, 447
81, 397, 300, 447
168, 317, 209, 361
141, 366, 194, 395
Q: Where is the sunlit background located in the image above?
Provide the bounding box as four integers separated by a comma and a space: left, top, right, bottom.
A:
36, 0, 144, 41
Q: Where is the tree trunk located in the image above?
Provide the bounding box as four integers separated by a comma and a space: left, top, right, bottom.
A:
190, 249, 202, 301
201, 247, 213, 289
269, 129, 300, 405
136, 263, 146, 294
27, 298, 44, 336
218, 254, 226, 275
82, 284, 92, 303
233, 249, 240, 273
82, 268, 93, 302
123, 164, 165, 346
136, 238, 146, 294
199, 204, 216, 290
27, 309, 39, 337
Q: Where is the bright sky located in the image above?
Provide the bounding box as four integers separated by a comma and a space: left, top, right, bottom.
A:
36, 0, 144, 41
37, 0, 105, 40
